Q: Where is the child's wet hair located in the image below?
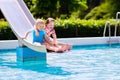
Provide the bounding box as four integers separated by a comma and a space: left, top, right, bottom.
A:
35, 19, 45, 30
46, 17, 54, 25
36, 19, 44, 24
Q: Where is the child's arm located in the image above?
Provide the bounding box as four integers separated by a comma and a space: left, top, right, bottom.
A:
34, 26, 39, 36
44, 36, 54, 45
22, 31, 30, 39
52, 29, 58, 45
52, 33, 57, 44
22, 29, 32, 39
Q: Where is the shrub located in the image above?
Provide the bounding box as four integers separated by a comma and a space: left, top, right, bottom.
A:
0, 19, 120, 40
0, 20, 16, 40
55, 18, 120, 37
84, 2, 113, 20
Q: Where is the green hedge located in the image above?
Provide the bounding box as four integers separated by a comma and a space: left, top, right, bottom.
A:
0, 20, 16, 40
54, 18, 120, 38
0, 19, 120, 40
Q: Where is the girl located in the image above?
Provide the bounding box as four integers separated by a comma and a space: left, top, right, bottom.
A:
22, 19, 46, 46
22, 19, 69, 52
45, 18, 57, 45
45, 17, 72, 50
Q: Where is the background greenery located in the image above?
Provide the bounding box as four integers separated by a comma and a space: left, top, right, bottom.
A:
23, 0, 120, 19
1, 0, 120, 19
0, 19, 120, 40
0, 20, 16, 40
0, 0, 120, 40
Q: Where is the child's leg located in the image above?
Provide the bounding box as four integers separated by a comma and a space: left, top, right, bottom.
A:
58, 44, 72, 51
43, 43, 64, 52
56, 43, 71, 50
65, 44, 72, 50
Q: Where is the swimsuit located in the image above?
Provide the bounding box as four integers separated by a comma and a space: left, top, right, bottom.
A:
45, 27, 56, 37
33, 30, 46, 44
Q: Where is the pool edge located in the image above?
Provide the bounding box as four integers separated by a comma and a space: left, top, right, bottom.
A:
0, 37, 120, 49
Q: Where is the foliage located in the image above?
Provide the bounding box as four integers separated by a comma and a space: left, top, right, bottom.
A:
23, 0, 88, 18
58, 0, 88, 18
106, 0, 120, 17
0, 20, 16, 40
54, 18, 120, 37
85, 2, 110, 19
1, 19, 120, 40
1, 0, 120, 19
24, 0, 33, 9
31, 0, 58, 18
55, 18, 107, 37
85, 0, 120, 19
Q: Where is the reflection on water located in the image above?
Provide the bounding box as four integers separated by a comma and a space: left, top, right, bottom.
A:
0, 52, 75, 77
1, 45, 120, 80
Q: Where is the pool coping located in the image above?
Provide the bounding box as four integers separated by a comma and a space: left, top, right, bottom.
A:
0, 37, 120, 49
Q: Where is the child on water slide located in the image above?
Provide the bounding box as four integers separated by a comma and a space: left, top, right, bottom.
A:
22, 19, 71, 53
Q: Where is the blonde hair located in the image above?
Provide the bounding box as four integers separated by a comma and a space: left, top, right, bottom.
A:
45, 17, 54, 25
35, 19, 45, 30
34, 19, 45, 36
36, 19, 44, 24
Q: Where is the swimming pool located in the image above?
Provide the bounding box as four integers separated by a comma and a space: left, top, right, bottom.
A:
0, 44, 120, 80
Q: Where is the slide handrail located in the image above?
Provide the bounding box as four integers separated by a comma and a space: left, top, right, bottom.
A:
103, 21, 111, 37
114, 12, 120, 36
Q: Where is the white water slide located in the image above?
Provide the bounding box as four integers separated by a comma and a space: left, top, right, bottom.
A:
0, 0, 47, 53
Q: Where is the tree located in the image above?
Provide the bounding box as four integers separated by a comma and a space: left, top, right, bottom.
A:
24, 0, 88, 19
24, 0, 33, 9
84, 0, 120, 19
30, 0, 58, 18
107, 0, 120, 17
58, 0, 88, 18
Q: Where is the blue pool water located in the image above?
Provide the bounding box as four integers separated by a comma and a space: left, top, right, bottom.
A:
0, 44, 120, 80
